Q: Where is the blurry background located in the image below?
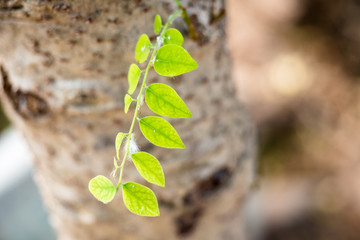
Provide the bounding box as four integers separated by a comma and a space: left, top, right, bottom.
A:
1, 0, 360, 239
0, 104, 55, 239
227, 0, 360, 239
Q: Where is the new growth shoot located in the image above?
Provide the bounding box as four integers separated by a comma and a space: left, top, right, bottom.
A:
88, 5, 198, 216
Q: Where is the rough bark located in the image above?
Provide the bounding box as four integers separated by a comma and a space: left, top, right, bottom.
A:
0, 0, 255, 239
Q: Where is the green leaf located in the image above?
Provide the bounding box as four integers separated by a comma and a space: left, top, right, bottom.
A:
154, 44, 198, 77
145, 83, 191, 118
127, 64, 141, 95
124, 94, 132, 113
135, 34, 152, 63
115, 132, 126, 158
153, 14, 162, 35
131, 152, 165, 187
89, 175, 116, 204
122, 182, 160, 217
139, 116, 185, 149
164, 28, 184, 46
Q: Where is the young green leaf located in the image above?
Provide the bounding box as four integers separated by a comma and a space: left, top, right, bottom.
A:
135, 34, 151, 63
164, 28, 184, 46
131, 152, 165, 187
154, 44, 198, 77
89, 175, 116, 204
153, 14, 162, 34
145, 83, 192, 118
139, 116, 185, 149
124, 94, 133, 114
115, 132, 126, 159
122, 182, 160, 217
127, 64, 141, 95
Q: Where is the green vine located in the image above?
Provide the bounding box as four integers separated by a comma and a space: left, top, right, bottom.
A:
174, 0, 199, 40
88, 4, 198, 217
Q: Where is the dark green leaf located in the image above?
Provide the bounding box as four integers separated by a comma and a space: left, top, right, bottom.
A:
153, 14, 162, 34
154, 44, 198, 77
122, 182, 160, 217
145, 83, 191, 118
164, 28, 183, 46
131, 152, 165, 187
127, 64, 141, 95
135, 34, 151, 63
89, 175, 116, 204
139, 116, 185, 149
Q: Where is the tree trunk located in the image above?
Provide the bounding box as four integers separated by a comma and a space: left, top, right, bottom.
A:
0, 0, 255, 239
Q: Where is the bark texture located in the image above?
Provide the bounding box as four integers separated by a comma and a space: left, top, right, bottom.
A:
0, 0, 255, 239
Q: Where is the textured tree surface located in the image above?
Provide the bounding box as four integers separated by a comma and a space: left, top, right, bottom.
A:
0, 0, 255, 239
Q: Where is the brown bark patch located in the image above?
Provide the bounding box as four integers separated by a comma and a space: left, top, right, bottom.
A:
0, 65, 49, 119
175, 207, 203, 236
183, 166, 232, 206
0, 1, 23, 11
175, 167, 233, 236
189, 14, 209, 46
51, 2, 72, 12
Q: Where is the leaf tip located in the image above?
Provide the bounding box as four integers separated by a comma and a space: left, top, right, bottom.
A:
177, 142, 186, 149
194, 61, 199, 69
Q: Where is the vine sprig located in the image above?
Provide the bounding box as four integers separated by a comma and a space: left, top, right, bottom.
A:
88, 7, 198, 217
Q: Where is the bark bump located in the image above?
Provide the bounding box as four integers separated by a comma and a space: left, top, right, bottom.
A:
1, 65, 49, 119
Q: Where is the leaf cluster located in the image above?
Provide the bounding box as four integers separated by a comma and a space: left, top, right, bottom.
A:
89, 11, 198, 217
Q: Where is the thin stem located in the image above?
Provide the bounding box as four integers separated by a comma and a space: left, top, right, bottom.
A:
115, 9, 182, 192
173, 0, 181, 8
173, 0, 198, 40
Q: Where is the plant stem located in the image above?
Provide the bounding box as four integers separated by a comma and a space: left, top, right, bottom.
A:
115, 9, 181, 192
173, 0, 198, 40
173, 0, 181, 8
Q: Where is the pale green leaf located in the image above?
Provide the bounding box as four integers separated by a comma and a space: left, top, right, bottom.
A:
89, 175, 116, 204
127, 64, 141, 95
122, 182, 160, 217
135, 34, 152, 63
164, 28, 184, 46
139, 116, 185, 149
153, 14, 162, 35
145, 83, 191, 118
115, 132, 126, 158
131, 152, 165, 187
154, 44, 198, 77
124, 94, 132, 114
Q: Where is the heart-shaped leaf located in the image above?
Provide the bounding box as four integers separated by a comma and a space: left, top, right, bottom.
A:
154, 44, 198, 77
145, 83, 191, 118
135, 34, 151, 63
131, 152, 165, 187
89, 175, 116, 204
164, 28, 183, 46
139, 116, 185, 149
122, 182, 160, 217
